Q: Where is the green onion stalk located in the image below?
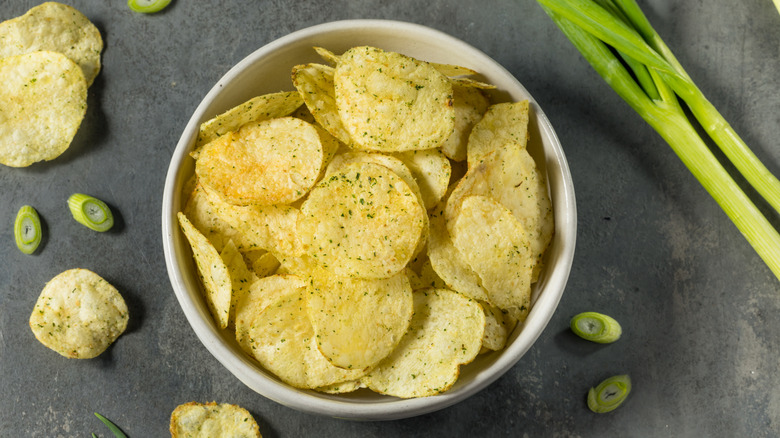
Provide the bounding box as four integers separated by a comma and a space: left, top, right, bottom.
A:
536, 0, 780, 281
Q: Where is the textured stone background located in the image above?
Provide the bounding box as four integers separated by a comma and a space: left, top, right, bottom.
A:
1, 0, 778, 436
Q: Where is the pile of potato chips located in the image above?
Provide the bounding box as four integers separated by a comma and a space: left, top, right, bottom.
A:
178, 45, 553, 398
0, 2, 102, 167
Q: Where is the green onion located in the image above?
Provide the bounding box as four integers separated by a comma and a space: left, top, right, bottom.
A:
68, 194, 114, 232
14, 205, 42, 255
570, 311, 621, 343
587, 374, 631, 413
94, 412, 128, 438
127, 0, 171, 13
536, 0, 780, 282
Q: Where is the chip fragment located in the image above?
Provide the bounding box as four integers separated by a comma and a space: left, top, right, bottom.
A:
0, 51, 87, 167
29, 268, 128, 359
170, 401, 261, 438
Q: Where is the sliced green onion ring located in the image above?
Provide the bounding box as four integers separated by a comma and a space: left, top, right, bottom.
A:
570, 311, 622, 343
14, 205, 42, 254
587, 374, 631, 413
68, 194, 114, 232
127, 0, 171, 14
94, 412, 128, 438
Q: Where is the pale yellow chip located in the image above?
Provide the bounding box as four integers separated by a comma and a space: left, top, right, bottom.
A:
334, 46, 454, 152
428, 62, 479, 77
313, 46, 340, 65
419, 259, 447, 290
392, 148, 451, 210
220, 239, 256, 328
235, 274, 366, 388
0, 2, 103, 86
440, 85, 490, 162
481, 302, 518, 352
29, 268, 128, 359
170, 401, 261, 438
178, 212, 232, 329
467, 101, 530, 168
292, 63, 353, 145
427, 200, 489, 302
315, 380, 365, 394
0, 51, 87, 167
245, 250, 280, 278
449, 195, 534, 320
362, 288, 485, 398
182, 184, 251, 252
299, 160, 425, 279
195, 91, 303, 150
196, 117, 324, 206
307, 267, 413, 371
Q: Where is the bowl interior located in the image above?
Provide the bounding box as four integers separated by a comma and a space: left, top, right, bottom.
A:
162, 19, 576, 420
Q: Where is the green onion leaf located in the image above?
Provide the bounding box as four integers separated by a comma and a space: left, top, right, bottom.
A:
68, 194, 114, 232
570, 311, 622, 343
94, 412, 128, 438
127, 0, 171, 13
587, 374, 631, 413
14, 205, 42, 255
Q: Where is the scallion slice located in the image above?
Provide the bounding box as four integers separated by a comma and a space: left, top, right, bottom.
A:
14, 205, 42, 255
570, 311, 622, 343
587, 374, 631, 413
127, 0, 171, 13
94, 412, 128, 438
68, 194, 114, 232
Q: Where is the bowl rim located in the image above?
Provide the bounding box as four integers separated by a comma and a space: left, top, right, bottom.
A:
162, 18, 576, 420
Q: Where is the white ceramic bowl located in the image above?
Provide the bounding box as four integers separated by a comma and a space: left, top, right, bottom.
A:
162, 19, 576, 421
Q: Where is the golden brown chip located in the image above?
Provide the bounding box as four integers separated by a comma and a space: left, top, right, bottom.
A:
235, 274, 366, 388
0, 51, 87, 167
0, 2, 103, 86
170, 401, 261, 438
196, 117, 324, 206
29, 268, 128, 359
195, 91, 303, 151
448, 195, 534, 320
299, 160, 425, 279
362, 288, 485, 398
292, 63, 353, 145
440, 85, 490, 162
307, 267, 413, 371
334, 46, 454, 152
178, 212, 233, 329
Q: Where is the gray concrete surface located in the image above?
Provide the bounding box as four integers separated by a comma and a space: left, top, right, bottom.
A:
1, 0, 779, 436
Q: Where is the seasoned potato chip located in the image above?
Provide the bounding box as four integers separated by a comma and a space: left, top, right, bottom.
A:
313, 46, 340, 65
299, 161, 425, 279
334, 46, 454, 152
428, 62, 479, 77
307, 267, 413, 371
362, 288, 485, 398
315, 380, 364, 394
440, 85, 490, 162
170, 401, 261, 438
178, 212, 232, 329
235, 275, 366, 388
292, 63, 353, 145
183, 184, 252, 252
419, 259, 447, 290
196, 117, 324, 206
449, 195, 534, 320
393, 148, 451, 210
0, 2, 103, 86
0, 51, 87, 167
195, 91, 303, 150
29, 268, 128, 359
481, 302, 518, 352
220, 240, 256, 328
244, 250, 280, 278
467, 101, 530, 167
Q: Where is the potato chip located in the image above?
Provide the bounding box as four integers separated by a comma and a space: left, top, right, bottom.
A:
313, 46, 340, 65
183, 184, 250, 252
292, 63, 353, 145
393, 148, 451, 210
299, 160, 425, 279
235, 274, 366, 388
0, 51, 87, 167
178, 212, 232, 329
467, 101, 530, 168
195, 90, 303, 150
196, 117, 324, 206
0, 2, 103, 86
315, 380, 364, 394
439, 85, 490, 162
29, 268, 128, 359
448, 195, 534, 320
481, 302, 517, 352
244, 250, 280, 278
334, 46, 454, 152
427, 200, 489, 302
307, 267, 413, 371
170, 401, 261, 438
427, 62, 479, 77
419, 259, 447, 290
362, 288, 485, 398
220, 239, 256, 328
